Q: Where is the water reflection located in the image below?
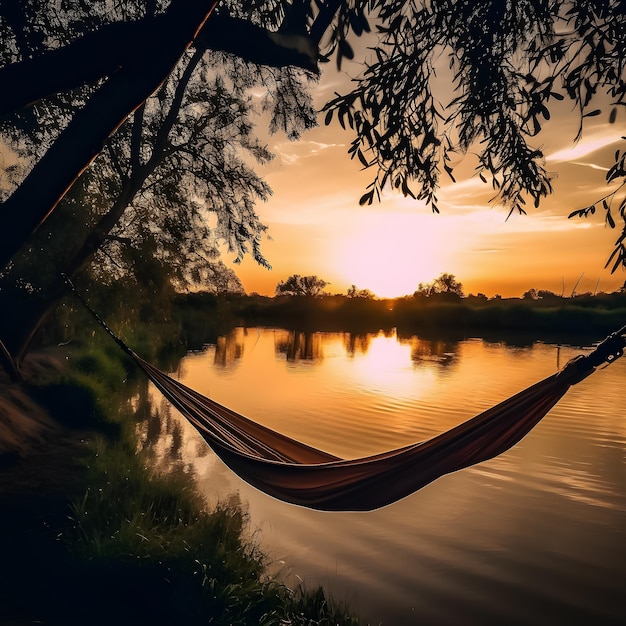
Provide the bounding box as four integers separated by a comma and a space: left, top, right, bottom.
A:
275, 330, 323, 362
214, 331, 244, 367
343, 332, 371, 356
140, 328, 626, 626
400, 335, 459, 367
134, 381, 208, 470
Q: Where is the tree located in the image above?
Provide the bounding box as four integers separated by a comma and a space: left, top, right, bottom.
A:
2, 1, 625, 374
0, 0, 365, 373
275, 275, 329, 297
467, 292, 488, 303
347, 285, 374, 299
3, 2, 625, 263
414, 273, 464, 299
536, 289, 562, 301
0, 1, 331, 367
0, 23, 315, 362
0, 0, 362, 268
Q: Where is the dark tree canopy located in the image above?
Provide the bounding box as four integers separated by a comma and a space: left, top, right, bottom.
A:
0, 0, 625, 375
414, 273, 464, 298
2, 1, 625, 271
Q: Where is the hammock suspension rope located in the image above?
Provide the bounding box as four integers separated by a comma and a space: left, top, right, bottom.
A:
63, 275, 625, 511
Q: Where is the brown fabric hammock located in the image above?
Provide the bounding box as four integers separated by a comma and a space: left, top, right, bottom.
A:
130, 327, 624, 511
65, 277, 625, 511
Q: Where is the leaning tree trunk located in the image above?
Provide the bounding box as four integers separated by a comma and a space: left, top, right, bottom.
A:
5, 159, 143, 365
0, 0, 217, 272
7, 43, 206, 365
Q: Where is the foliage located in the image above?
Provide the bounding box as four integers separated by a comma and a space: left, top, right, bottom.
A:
1, 0, 625, 368
18, 334, 361, 625
275, 274, 329, 296
568, 139, 626, 272
0, 29, 311, 288
0, 1, 320, 362
69, 441, 359, 624
347, 284, 374, 299
322, 0, 626, 269
229, 288, 626, 338
414, 273, 464, 298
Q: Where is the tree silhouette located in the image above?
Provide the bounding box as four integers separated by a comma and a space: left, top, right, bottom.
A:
0, 0, 363, 269
414, 273, 464, 299
276, 274, 329, 296
347, 285, 374, 299
0, 14, 317, 362
1, 1, 625, 375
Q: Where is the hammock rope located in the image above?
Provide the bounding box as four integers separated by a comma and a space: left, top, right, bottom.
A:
64, 275, 626, 511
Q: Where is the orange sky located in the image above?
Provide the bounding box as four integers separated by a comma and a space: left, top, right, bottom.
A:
223, 61, 625, 299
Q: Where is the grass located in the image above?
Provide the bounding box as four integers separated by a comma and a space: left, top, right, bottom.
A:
2, 340, 361, 626
66, 438, 359, 625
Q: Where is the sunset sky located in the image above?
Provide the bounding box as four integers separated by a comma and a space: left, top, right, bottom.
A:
225, 55, 626, 300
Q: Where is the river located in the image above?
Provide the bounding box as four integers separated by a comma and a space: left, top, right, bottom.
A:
145, 327, 626, 625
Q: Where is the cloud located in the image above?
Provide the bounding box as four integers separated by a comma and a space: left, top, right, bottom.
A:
271, 139, 342, 165
569, 161, 610, 172
546, 129, 623, 163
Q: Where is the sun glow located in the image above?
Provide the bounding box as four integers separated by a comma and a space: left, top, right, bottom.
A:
332, 210, 458, 298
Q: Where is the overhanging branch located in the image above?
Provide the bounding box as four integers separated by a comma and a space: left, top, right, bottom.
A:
0, 10, 322, 120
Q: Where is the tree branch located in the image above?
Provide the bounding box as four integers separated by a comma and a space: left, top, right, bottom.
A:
195, 13, 319, 73
0, 0, 217, 270
0, 9, 323, 120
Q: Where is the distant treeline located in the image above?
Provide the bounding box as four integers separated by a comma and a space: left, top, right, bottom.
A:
180, 290, 626, 341
37, 288, 626, 359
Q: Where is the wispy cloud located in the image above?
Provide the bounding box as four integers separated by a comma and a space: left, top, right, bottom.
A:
546, 130, 622, 163
569, 161, 610, 172
272, 140, 342, 165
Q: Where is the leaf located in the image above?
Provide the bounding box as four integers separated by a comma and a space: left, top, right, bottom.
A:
568, 208, 588, 218
357, 149, 368, 167
605, 244, 623, 272
338, 39, 355, 61
324, 109, 333, 126
444, 163, 456, 182
609, 107, 617, 124
607, 210, 616, 228
359, 190, 374, 206
583, 109, 601, 117
349, 11, 363, 36
401, 179, 416, 199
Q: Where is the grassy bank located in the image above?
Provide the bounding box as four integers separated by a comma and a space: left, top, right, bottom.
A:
0, 342, 360, 626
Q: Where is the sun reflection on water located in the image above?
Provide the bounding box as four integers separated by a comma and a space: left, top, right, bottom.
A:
139, 327, 626, 626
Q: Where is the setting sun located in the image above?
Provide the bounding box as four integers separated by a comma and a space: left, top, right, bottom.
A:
330, 210, 459, 298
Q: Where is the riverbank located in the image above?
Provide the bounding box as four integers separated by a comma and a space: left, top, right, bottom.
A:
0, 345, 360, 625
0, 349, 96, 624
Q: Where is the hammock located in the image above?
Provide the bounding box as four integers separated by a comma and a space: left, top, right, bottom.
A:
68, 280, 625, 511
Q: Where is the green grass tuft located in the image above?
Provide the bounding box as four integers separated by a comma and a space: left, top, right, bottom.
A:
29, 342, 362, 625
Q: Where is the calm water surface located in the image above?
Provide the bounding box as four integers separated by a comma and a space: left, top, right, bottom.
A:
149, 328, 626, 625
